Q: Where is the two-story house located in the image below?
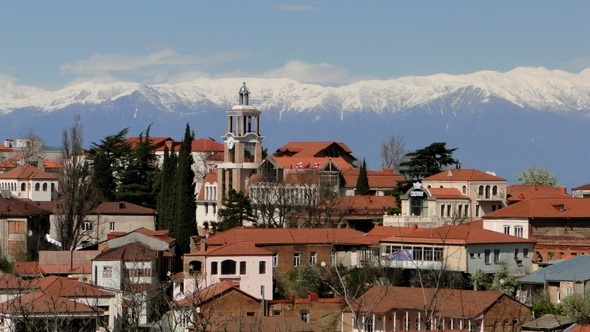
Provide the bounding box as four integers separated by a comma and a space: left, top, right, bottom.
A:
0, 164, 58, 201
380, 224, 534, 276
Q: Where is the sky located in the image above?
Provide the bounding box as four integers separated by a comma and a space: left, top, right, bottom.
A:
1, 1, 589, 90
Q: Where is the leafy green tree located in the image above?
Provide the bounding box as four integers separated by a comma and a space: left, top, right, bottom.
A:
157, 145, 177, 231
116, 126, 158, 208
562, 289, 590, 324
517, 166, 561, 188
171, 124, 197, 255
215, 189, 257, 232
470, 263, 517, 295
399, 142, 458, 181
88, 128, 130, 201
355, 159, 370, 195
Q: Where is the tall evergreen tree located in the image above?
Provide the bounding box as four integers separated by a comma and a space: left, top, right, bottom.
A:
157, 145, 177, 231
399, 142, 458, 181
88, 128, 130, 201
215, 189, 257, 232
355, 159, 370, 195
172, 124, 197, 254
116, 126, 158, 208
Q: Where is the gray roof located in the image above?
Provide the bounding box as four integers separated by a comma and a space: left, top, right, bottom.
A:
519, 255, 590, 284
521, 314, 574, 330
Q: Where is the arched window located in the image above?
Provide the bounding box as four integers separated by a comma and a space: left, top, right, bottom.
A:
20, 183, 26, 191
35, 183, 40, 191
478, 186, 484, 196
51, 183, 55, 192
189, 261, 202, 275
462, 186, 467, 194
42, 183, 48, 191
492, 185, 498, 196
485, 185, 491, 199
221, 260, 236, 275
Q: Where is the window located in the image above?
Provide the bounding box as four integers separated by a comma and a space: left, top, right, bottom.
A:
514, 248, 519, 259
494, 249, 500, 264
330, 251, 337, 266
475, 204, 480, 217
20, 183, 25, 191
240, 261, 247, 275
221, 260, 237, 275
364, 317, 374, 332
310, 252, 317, 264
300, 310, 309, 323
109, 222, 115, 232
293, 253, 301, 267
515, 226, 524, 238
82, 221, 93, 231
469, 253, 475, 259
259, 261, 266, 274
211, 262, 218, 275
34, 183, 40, 191
503, 225, 510, 235
566, 286, 574, 297
479, 186, 484, 196
42, 183, 48, 191
462, 186, 467, 194
102, 266, 113, 278
441, 205, 445, 217
433, 248, 443, 261
272, 253, 278, 267
485, 250, 491, 265
204, 203, 209, 214
492, 186, 498, 196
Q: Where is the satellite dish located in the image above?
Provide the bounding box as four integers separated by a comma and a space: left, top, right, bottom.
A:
28, 230, 33, 236
320, 261, 326, 267
166, 271, 172, 277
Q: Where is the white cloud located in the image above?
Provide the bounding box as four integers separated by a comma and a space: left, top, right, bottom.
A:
275, 4, 316, 11
262, 60, 350, 84
60, 48, 245, 75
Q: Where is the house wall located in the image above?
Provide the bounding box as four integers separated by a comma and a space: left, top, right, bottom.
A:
93, 260, 122, 290
481, 294, 531, 332
269, 298, 342, 332
0, 179, 58, 202
483, 218, 530, 239
467, 243, 534, 276
530, 218, 590, 262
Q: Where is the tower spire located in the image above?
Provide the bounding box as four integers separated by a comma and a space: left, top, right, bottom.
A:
239, 81, 250, 105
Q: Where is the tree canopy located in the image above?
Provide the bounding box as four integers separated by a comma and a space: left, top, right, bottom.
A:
399, 142, 458, 181
88, 128, 130, 201
516, 166, 561, 188
215, 189, 257, 232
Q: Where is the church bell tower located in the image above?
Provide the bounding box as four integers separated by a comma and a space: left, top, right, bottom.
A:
217, 82, 263, 203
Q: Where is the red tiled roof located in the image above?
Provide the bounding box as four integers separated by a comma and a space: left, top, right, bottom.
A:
0, 163, 58, 180
94, 242, 159, 261
275, 141, 352, 157
507, 184, 570, 203
483, 197, 590, 219
207, 151, 224, 162
106, 227, 175, 244
12, 261, 42, 277
0, 290, 103, 314
343, 226, 419, 246
342, 168, 404, 189
573, 184, 590, 191
176, 280, 244, 307
125, 136, 174, 150
199, 241, 273, 257
319, 195, 397, 216
191, 139, 224, 152
423, 168, 506, 182
383, 224, 534, 245
43, 159, 63, 169
352, 286, 509, 318
0, 273, 31, 289
427, 187, 470, 199
0, 196, 48, 217
36, 263, 91, 275
34, 275, 114, 298
206, 227, 365, 246
92, 201, 156, 215
272, 156, 354, 171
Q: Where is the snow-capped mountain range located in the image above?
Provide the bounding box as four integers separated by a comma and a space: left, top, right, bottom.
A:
1, 67, 590, 188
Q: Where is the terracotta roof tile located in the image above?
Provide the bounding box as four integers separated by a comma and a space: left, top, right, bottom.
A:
92, 201, 156, 215
206, 227, 365, 246
176, 280, 244, 307
353, 286, 509, 318
507, 184, 571, 203
427, 187, 470, 199
94, 242, 159, 261
484, 197, 590, 219
342, 168, 404, 189
0, 196, 48, 217
383, 224, 534, 245
200, 241, 273, 257
573, 184, 590, 191
0, 164, 58, 180
191, 139, 224, 152
43, 159, 63, 169
344, 226, 420, 245
423, 168, 506, 182
272, 156, 354, 171
12, 261, 42, 277
0, 290, 103, 314
34, 275, 114, 298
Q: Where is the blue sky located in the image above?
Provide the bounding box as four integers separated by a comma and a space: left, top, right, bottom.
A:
1, 1, 589, 89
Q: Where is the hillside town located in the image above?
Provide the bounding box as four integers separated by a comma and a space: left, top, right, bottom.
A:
1, 83, 590, 332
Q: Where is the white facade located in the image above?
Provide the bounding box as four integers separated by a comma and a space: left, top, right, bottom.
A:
0, 178, 57, 201
482, 218, 530, 239
195, 180, 218, 229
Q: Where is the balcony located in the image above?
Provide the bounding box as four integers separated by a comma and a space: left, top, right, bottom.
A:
381, 259, 442, 270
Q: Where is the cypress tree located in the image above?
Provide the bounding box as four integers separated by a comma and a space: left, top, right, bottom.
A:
157, 145, 177, 231
172, 124, 197, 255
355, 159, 370, 195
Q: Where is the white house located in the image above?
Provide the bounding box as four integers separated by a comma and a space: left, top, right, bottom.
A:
181, 241, 274, 301
0, 164, 58, 201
